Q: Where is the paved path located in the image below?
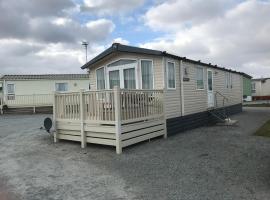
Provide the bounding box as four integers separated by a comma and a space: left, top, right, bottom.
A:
0, 107, 270, 200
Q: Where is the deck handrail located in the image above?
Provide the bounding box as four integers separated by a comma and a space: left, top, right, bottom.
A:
54, 88, 164, 123
4, 94, 54, 107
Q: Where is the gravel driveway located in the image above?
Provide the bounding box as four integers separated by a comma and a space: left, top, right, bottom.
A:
0, 107, 270, 200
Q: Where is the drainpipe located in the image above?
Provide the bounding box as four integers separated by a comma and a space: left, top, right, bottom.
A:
180, 60, 185, 116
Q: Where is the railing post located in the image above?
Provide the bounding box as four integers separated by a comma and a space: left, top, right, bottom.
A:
80, 89, 86, 148
114, 86, 122, 154
53, 92, 58, 143
162, 89, 167, 139
33, 94, 36, 114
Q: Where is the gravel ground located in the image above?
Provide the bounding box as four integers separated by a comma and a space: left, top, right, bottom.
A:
0, 107, 270, 200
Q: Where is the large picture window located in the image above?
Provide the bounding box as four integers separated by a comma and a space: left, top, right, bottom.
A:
96, 67, 105, 90
167, 61, 176, 89
196, 67, 204, 89
141, 60, 153, 89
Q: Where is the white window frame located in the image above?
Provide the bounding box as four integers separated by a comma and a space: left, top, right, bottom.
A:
140, 59, 154, 90
105, 59, 138, 89
166, 61, 176, 90
196, 66, 205, 90
6, 83, 15, 95
225, 72, 229, 89
55, 82, 68, 92
95, 66, 106, 90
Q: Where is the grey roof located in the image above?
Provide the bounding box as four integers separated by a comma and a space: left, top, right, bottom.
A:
0, 74, 89, 81
81, 43, 252, 78
252, 77, 270, 81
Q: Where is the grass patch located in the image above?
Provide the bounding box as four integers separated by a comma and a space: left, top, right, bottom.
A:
244, 103, 270, 107
255, 119, 270, 137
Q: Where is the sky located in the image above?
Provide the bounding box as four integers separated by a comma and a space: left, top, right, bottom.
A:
0, 0, 269, 78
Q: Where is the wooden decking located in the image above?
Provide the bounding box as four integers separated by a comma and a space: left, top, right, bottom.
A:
54, 87, 166, 154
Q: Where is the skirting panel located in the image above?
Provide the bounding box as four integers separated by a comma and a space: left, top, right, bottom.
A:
167, 103, 242, 136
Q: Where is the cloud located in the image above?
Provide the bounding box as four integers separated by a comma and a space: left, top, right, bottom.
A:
144, 0, 236, 31
0, 39, 106, 74
80, 0, 144, 15
142, 0, 270, 78
0, 0, 115, 74
112, 37, 130, 45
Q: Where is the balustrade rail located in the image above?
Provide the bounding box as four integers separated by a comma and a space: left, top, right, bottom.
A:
54, 88, 164, 123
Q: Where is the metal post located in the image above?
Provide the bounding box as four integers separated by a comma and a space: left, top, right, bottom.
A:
114, 86, 122, 154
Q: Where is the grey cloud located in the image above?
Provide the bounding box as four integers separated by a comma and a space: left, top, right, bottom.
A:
143, 0, 270, 78
0, 0, 115, 44
0, 0, 74, 17
144, 0, 236, 30
80, 0, 144, 15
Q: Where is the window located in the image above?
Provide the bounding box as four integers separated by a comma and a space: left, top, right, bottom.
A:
124, 68, 136, 89
167, 61, 176, 89
196, 67, 204, 89
225, 72, 232, 88
109, 70, 120, 89
55, 83, 68, 92
7, 84, 15, 94
107, 60, 137, 89
96, 67, 105, 90
252, 82, 256, 93
141, 60, 153, 89
7, 84, 15, 100
107, 59, 136, 67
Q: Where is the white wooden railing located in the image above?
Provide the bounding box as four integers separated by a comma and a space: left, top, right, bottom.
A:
54, 87, 164, 123
54, 87, 166, 154
4, 94, 54, 107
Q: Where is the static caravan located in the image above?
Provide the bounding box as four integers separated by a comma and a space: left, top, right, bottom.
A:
0, 74, 90, 114
53, 44, 250, 153
252, 78, 270, 100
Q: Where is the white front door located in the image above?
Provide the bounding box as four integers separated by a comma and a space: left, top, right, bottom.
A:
207, 70, 214, 107
107, 63, 138, 89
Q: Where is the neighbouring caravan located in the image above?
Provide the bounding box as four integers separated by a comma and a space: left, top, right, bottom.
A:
53, 44, 251, 153
252, 78, 270, 100
0, 74, 90, 114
